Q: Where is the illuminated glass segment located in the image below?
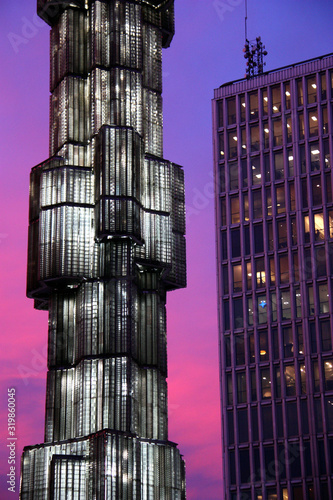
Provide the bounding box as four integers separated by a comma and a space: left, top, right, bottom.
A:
21, 1, 186, 498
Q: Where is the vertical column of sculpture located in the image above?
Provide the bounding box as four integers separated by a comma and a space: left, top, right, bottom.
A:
21, 1, 186, 499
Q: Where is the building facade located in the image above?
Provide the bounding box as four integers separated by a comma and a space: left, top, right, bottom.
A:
20, 1, 186, 498
213, 54, 333, 500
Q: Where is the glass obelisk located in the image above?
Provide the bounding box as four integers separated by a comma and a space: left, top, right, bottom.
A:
20, 1, 186, 498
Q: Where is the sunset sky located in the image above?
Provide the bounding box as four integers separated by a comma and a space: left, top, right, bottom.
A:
1, 1, 333, 499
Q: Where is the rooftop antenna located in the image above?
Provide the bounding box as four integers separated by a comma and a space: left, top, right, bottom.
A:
243, 0, 267, 79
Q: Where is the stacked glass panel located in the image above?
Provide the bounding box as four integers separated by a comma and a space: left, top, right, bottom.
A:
21, 1, 186, 499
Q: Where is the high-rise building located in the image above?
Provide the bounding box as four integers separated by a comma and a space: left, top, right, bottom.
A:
213, 54, 333, 500
20, 1, 186, 498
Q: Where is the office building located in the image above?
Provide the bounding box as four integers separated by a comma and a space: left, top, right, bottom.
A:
20, 1, 186, 498
213, 54, 333, 499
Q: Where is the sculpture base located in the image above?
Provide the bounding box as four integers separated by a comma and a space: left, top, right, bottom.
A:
20, 430, 186, 499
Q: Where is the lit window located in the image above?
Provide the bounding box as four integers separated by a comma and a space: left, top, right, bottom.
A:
284, 364, 296, 396
324, 359, 333, 390
266, 187, 272, 216
300, 363, 306, 394
297, 79, 303, 106
287, 149, 294, 176
310, 142, 320, 171
246, 262, 252, 290
219, 133, 225, 160
251, 156, 261, 184
233, 264, 242, 292
279, 255, 289, 284
271, 85, 281, 113
240, 94, 246, 121
309, 109, 319, 137
262, 88, 268, 115
243, 193, 249, 221
228, 130, 237, 159
276, 185, 285, 214
285, 82, 291, 109
263, 123, 270, 149
286, 116, 292, 143
281, 290, 291, 320
261, 368, 271, 399
322, 105, 328, 134
230, 196, 240, 223
258, 294, 267, 324
318, 283, 329, 313
307, 76, 317, 104
259, 330, 269, 361
314, 212, 325, 241
256, 258, 266, 288
249, 91, 259, 119
241, 127, 247, 153
311, 176, 322, 206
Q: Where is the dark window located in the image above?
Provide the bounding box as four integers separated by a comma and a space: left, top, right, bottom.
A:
301, 399, 309, 434
227, 410, 234, 445
239, 449, 250, 484
262, 405, 273, 440
303, 440, 312, 475
221, 231, 228, 260
251, 406, 259, 441
235, 334, 245, 365
286, 400, 298, 437
320, 319, 332, 351
288, 443, 301, 478
325, 396, 333, 432
237, 371, 247, 403
254, 224, 263, 253
244, 225, 250, 255
227, 97, 236, 125
263, 445, 275, 481
218, 100, 224, 128
276, 403, 283, 438
238, 408, 249, 443
224, 299, 230, 330
315, 246, 326, 278
318, 440, 326, 475
315, 398, 323, 433
225, 335, 231, 367
231, 228, 240, 258
233, 297, 243, 329
283, 326, 293, 357
229, 450, 236, 485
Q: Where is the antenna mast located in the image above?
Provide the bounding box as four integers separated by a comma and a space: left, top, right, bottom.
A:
243, 0, 267, 79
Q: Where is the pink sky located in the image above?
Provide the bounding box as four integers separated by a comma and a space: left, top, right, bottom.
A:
1, 1, 333, 499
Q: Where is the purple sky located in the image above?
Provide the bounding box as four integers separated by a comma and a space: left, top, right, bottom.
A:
1, 1, 333, 499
